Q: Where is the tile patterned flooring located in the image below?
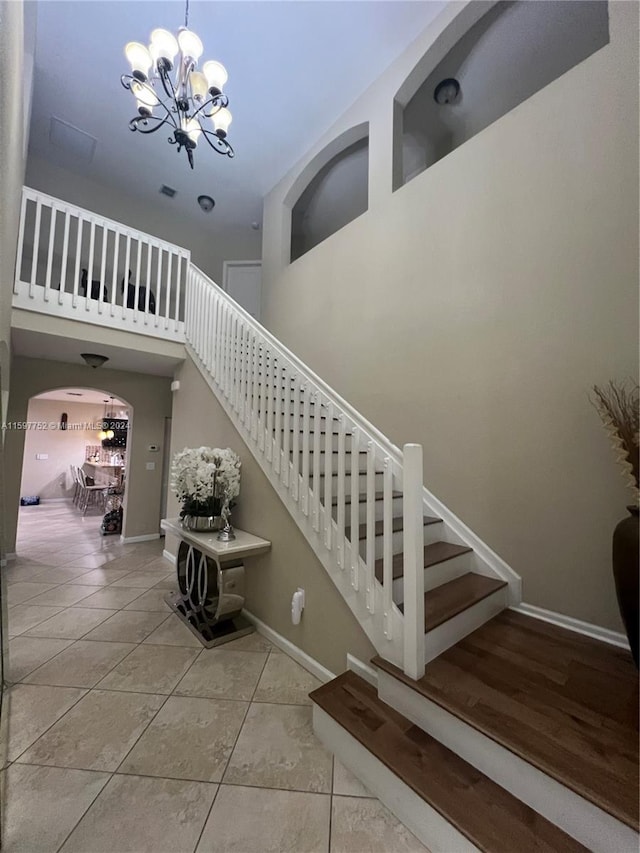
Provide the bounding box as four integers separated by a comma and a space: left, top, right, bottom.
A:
2, 503, 430, 852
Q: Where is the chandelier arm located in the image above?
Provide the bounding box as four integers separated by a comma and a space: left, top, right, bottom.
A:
199, 127, 235, 158
156, 64, 179, 102
129, 112, 177, 135
190, 93, 229, 123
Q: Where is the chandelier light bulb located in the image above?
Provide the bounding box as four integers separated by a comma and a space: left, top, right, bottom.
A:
178, 28, 203, 62
213, 107, 232, 136
149, 28, 179, 68
131, 81, 159, 115
202, 60, 228, 94
125, 41, 152, 80
189, 70, 209, 102
185, 117, 201, 145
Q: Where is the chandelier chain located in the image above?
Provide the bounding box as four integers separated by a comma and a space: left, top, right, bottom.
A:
185, 0, 189, 28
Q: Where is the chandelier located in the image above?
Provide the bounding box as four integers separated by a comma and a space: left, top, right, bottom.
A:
98, 397, 115, 441
121, 0, 233, 169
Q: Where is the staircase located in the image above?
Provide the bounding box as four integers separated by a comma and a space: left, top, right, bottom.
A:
311, 612, 639, 852
186, 263, 520, 679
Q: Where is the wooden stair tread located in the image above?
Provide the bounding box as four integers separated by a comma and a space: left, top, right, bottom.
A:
372, 610, 639, 830
375, 541, 472, 583
310, 671, 588, 853
346, 516, 441, 540
402, 573, 507, 631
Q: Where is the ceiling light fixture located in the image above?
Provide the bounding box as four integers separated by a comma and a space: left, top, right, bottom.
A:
121, 0, 234, 169
197, 194, 215, 212
81, 353, 109, 369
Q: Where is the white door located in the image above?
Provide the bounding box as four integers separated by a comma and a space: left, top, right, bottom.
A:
222, 261, 262, 320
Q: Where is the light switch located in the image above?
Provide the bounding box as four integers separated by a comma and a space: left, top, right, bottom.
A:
148, 444, 159, 452
36, 453, 49, 460
146, 462, 156, 471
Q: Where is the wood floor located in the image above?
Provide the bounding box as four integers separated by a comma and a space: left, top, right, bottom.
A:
373, 609, 639, 830
310, 671, 589, 853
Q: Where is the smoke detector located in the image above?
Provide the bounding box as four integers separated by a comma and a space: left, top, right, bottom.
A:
198, 195, 215, 212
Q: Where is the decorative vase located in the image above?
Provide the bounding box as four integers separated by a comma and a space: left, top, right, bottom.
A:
181, 514, 222, 532
612, 506, 639, 668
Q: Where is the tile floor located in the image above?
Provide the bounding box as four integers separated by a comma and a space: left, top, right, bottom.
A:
2, 503, 430, 852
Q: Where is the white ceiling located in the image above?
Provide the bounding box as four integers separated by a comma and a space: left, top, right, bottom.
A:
28, 0, 446, 231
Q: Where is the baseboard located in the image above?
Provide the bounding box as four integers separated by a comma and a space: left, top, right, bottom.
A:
120, 533, 161, 544
162, 549, 175, 564
513, 603, 630, 650
39, 497, 72, 503
346, 654, 378, 688
243, 609, 335, 683
6, 553, 16, 562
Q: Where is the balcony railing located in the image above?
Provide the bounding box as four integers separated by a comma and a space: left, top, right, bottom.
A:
13, 187, 190, 341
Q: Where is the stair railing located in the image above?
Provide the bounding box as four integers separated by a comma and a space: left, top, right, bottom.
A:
186, 264, 426, 678
13, 187, 189, 341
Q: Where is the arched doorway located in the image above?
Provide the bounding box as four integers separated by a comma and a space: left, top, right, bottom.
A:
16, 386, 132, 548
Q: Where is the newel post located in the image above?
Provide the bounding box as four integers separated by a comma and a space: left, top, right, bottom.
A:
402, 443, 425, 680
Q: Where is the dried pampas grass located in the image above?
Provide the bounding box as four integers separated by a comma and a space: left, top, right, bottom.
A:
592, 380, 639, 503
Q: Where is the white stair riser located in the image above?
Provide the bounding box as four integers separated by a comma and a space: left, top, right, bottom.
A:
376, 671, 637, 853
313, 706, 480, 853
356, 523, 444, 561
424, 586, 508, 663
319, 471, 385, 496
392, 552, 473, 602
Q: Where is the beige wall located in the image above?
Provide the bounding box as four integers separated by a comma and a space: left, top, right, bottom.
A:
166, 355, 376, 675
19, 398, 113, 499
260, 2, 639, 631
5, 357, 172, 550
25, 156, 262, 287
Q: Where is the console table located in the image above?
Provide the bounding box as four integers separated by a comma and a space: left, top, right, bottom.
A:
160, 518, 270, 648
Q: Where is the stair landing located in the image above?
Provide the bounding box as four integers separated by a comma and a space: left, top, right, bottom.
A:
374, 609, 639, 830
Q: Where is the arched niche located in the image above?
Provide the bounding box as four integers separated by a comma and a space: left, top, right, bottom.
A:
393, 1, 609, 190
287, 124, 369, 262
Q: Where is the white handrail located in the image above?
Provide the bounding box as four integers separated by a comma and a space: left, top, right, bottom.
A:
186, 263, 426, 678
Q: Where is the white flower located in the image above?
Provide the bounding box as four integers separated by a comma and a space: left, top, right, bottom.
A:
171, 446, 241, 505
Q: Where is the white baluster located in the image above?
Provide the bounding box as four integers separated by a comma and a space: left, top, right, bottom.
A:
155, 247, 163, 327
72, 215, 83, 309
44, 204, 57, 302
291, 376, 300, 501
143, 242, 152, 321
265, 348, 273, 460
402, 443, 425, 680
110, 229, 120, 315
164, 252, 172, 329
257, 340, 266, 450
122, 234, 131, 318
382, 458, 393, 639
29, 196, 42, 299
366, 440, 376, 613
86, 219, 96, 311
301, 387, 311, 515
312, 393, 321, 531
324, 401, 334, 549
282, 364, 291, 487
239, 324, 248, 424
350, 426, 360, 590
273, 360, 282, 474
336, 415, 346, 569
59, 207, 70, 305
133, 238, 142, 322
174, 253, 183, 332
251, 334, 259, 440
98, 224, 108, 312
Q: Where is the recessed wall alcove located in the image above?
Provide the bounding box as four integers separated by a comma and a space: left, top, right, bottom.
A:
289, 124, 369, 262
394, 1, 609, 189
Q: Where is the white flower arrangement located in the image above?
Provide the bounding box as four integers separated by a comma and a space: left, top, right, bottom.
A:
171, 446, 241, 517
